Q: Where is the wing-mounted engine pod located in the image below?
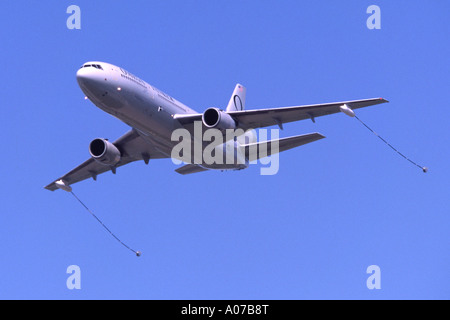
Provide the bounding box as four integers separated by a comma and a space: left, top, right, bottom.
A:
89, 138, 121, 166
202, 107, 236, 130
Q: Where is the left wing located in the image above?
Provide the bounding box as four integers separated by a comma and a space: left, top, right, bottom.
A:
174, 98, 388, 130
45, 129, 168, 191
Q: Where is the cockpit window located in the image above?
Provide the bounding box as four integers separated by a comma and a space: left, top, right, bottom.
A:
79, 64, 103, 70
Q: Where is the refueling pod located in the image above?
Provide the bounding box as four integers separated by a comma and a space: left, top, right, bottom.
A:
340, 104, 355, 117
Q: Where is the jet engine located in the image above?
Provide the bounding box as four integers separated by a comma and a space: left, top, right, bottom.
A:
89, 138, 121, 166
202, 108, 236, 130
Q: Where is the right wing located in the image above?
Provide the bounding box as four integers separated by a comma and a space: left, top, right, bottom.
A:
45, 129, 168, 191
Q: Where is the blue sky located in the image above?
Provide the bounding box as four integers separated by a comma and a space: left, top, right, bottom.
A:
0, 1, 448, 299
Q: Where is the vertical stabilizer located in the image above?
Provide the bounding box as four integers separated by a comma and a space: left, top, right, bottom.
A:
226, 84, 246, 111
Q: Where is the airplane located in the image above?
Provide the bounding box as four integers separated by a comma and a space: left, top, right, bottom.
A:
45, 61, 388, 192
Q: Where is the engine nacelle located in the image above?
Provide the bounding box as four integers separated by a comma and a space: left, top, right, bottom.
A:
89, 138, 121, 166
202, 108, 236, 130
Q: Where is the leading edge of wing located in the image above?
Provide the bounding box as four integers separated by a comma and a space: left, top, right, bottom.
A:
229, 97, 389, 116
238, 97, 387, 111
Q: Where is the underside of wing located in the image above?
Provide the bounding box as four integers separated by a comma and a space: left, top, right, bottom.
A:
45, 129, 168, 191
228, 98, 388, 130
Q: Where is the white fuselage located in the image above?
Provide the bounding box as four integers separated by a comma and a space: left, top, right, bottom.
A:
76, 61, 250, 170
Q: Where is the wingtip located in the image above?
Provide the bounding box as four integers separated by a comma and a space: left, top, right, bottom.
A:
44, 182, 58, 191
311, 132, 326, 139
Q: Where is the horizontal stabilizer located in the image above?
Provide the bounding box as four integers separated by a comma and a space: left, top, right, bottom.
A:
241, 132, 325, 161
175, 164, 208, 175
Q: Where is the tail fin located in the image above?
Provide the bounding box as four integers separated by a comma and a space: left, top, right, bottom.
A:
226, 84, 246, 112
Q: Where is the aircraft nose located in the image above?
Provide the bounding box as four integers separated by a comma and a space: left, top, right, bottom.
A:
76, 63, 116, 102
76, 66, 92, 85
76, 64, 106, 89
